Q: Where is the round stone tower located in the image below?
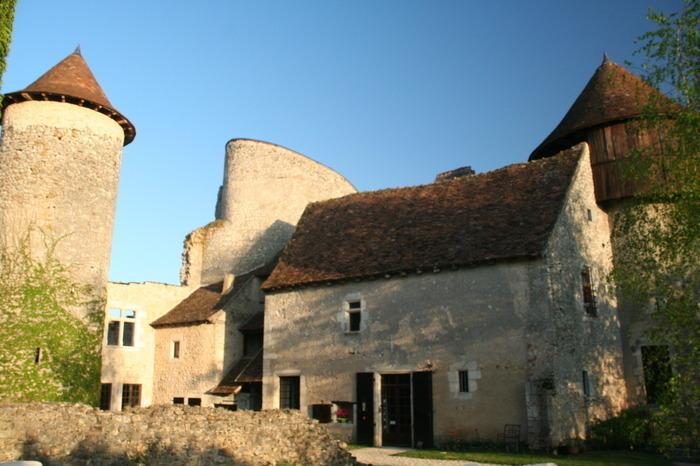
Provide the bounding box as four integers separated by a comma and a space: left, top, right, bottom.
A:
0, 48, 135, 308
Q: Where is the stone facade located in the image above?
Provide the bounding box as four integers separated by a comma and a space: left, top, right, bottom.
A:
102, 282, 193, 410
181, 139, 357, 287
0, 402, 355, 465
262, 147, 628, 447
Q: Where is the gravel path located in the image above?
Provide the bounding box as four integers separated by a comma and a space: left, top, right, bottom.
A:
350, 447, 485, 466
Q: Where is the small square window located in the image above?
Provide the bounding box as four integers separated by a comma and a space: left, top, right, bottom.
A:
173, 397, 184, 404
459, 370, 470, 393
348, 301, 361, 310
188, 398, 201, 406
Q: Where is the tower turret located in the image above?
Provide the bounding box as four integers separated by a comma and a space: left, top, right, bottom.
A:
530, 54, 673, 203
0, 48, 134, 296
0, 49, 134, 403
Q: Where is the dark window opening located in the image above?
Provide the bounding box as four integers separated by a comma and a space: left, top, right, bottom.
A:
34, 347, 42, 364
243, 332, 263, 356
348, 300, 361, 310
458, 370, 469, 393
107, 321, 120, 345
187, 398, 201, 406
348, 311, 361, 332
122, 321, 134, 346
582, 370, 591, 397
100, 383, 112, 411
121, 384, 141, 410
280, 376, 300, 409
173, 341, 180, 359
214, 403, 237, 411
641, 345, 672, 404
581, 266, 597, 316
173, 397, 184, 404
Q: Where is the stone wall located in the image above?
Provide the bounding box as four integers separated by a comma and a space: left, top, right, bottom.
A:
102, 282, 194, 410
0, 403, 355, 465
181, 139, 357, 287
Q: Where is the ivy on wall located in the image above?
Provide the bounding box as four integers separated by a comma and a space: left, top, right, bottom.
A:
0, 231, 103, 405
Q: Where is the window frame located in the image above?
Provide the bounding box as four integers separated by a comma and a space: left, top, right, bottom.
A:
107, 308, 137, 347
581, 266, 597, 317
121, 383, 141, 410
279, 376, 300, 410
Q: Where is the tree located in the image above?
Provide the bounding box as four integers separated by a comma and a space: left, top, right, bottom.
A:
0, 0, 17, 100
613, 0, 699, 451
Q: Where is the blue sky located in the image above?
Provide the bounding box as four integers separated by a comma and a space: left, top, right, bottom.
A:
3, 0, 682, 285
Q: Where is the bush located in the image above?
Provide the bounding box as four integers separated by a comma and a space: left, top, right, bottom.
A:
588, 408, 655, 451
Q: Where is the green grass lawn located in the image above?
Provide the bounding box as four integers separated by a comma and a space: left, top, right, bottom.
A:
394, 449, 674, 465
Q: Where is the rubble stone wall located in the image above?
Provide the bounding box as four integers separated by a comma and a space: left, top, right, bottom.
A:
0, 403, 355, 465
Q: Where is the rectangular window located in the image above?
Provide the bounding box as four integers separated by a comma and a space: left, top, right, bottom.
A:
458, 370, 470, 393
280, 376, 300, 409
107, 308, 137, 347
581, 266, 597, 316
243, 332, 263, 356
348, 311, 361, 332
173, 397, 184, 404
172, 341, 180, 359
121, 384, 141, 410
100, 383, 112, 411
187, 398, 201, 406
582, 370, 591, 397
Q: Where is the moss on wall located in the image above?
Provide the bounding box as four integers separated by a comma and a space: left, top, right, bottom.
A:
0, 232, 103, 405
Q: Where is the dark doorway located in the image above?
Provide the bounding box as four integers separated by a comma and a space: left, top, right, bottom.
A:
641, 345, 672, 404
356, 372, 375, 446
412, 371, 434, 448
381, 373, 412, 446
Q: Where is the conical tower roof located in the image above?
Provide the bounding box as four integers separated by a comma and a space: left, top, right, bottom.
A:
529, 55, 666, 160
3, 48, 136, 145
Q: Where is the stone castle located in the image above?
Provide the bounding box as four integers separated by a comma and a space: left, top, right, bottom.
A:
0, 49, 674, 449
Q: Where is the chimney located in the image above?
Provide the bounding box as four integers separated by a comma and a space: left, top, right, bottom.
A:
434, 166, 475, 183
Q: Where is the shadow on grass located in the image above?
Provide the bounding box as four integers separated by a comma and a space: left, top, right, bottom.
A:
397, 449, 675, 466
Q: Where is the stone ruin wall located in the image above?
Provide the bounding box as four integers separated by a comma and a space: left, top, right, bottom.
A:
181, 139, 357, 287
0, 403, 356, 465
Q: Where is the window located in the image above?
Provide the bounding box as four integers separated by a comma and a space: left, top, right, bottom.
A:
173, 397, 184, 404
458, 370, 470, 393
172, 341, 180, 359
100, 383, 112, 411
121, 384, 141, 410
346, 300, 362, 332
243, 332, 263, 356
107, 308, 136, 346
187, 398, 201, 406
581, 266, 597, 316
280, 376, 300, 409
582, 370, 591, 397
641, 345, 672, 404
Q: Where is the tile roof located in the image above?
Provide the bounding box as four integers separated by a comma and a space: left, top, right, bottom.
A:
262, 146, 583, 291
530, 59, 671, 161
150, 282, 226, 327
3, 49, 136, 145
210, 349, 263, 395
152, 258, 279, 327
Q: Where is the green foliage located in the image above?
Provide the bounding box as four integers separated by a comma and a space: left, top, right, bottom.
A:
0, 0, 17, 108
612, 0, 699, 450
588, 409, 654, 451
0, 231, 104, 405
